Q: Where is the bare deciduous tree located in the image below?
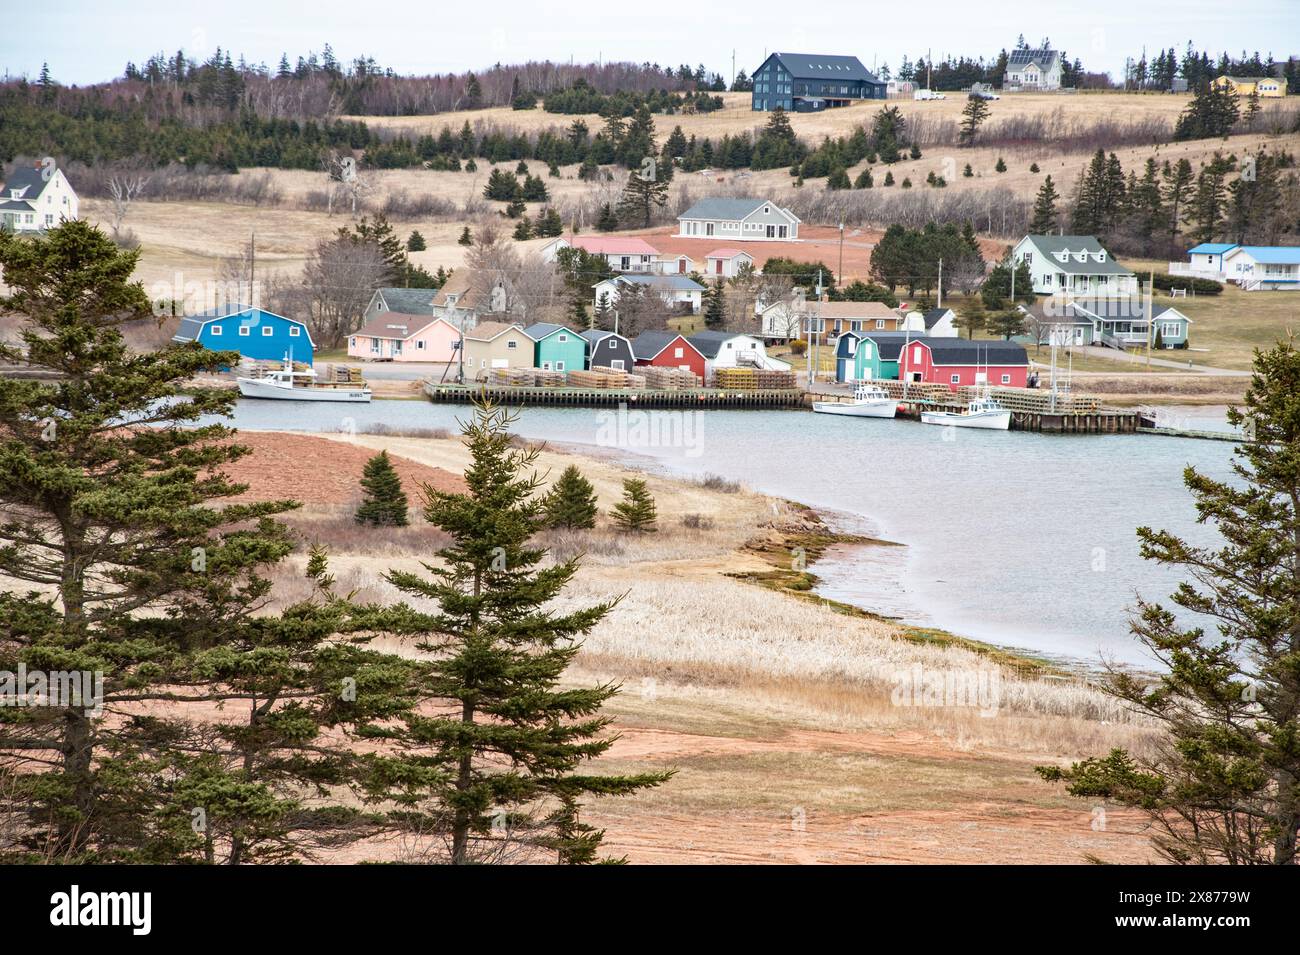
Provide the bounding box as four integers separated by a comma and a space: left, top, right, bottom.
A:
283, 237, 388, 348
105, 173, 150, 239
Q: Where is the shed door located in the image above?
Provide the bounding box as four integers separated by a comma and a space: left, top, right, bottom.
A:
491, 358, 509, 369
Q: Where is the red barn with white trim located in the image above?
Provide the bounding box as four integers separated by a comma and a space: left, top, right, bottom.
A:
630, 331, 707, 380
899, 339, 1029, 389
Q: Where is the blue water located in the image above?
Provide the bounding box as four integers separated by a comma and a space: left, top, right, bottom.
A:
220, 398, 1238, 668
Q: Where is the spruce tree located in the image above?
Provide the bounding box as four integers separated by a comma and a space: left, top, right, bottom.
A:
458, 226, 473, 246
0, 222, 425, 862
355, 451, 409, 527
407, 230, 427, 252
611, 477, 657, 533
854, 168, 874, 189
543, 465, 598, 529
702, 282, 727, 329
1029, 175, 1060, 234
616, 168, 669, 229
959, 94, 990, 146
1039, 341, 1300, 865
380, 403, 669, 864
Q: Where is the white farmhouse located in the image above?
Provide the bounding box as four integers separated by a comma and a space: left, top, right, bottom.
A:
0, 162, 79, 233
1013, 234, 1137, 296
592, 274, 705, 314
677, 197, 800, 241
1003, 48, 1063, 91
539, 235, 663, 273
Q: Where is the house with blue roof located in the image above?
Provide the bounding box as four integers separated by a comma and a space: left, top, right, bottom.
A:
1222, 246, 1300, 291
1175, 244, 1300, 290
592, 274, 705, 314
750, 52, 886, 112
523, 323, 585, 372
172, 305, 315, 364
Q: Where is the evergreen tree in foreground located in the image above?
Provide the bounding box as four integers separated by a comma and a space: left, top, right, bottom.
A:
612, 477, 658, 533
355, 450, 410, 526
0, 222, 425, 862
380, 402, 669, 864
543, 465, 599, 529
1039, 340, 1300, 865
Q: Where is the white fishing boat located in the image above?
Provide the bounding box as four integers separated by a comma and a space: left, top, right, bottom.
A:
237, 359, 372, 403
812, 383, 897, 419
920, 397, 1011, 430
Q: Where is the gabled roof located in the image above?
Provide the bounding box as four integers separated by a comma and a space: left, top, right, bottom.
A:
921, 308, 954, 329
915, 339, 1028, 366
686, 330, 754, 358
1229, 246, 1300, 265
630, 331, 702, 362
764, 52, 882, 85
1187, 243, 1239, 255
815, 301, 901, 320
679, 197, 798, 222
1019, 235, 1134, 276
580, 329, 630, 345
172, 304, 314, 347
705, 248, 750, 259
1006, 48, 1061, 71
1, 164, 51, 201
859, 331, 922, 361
606, 274, 705, 292
463, 321, 525, 342
354, 312, 450, 341
376, 287, 440, 313
562, 235, 660, 256
522, 322, 578, 341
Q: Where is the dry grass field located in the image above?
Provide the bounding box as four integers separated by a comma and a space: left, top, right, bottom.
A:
249, 429, 1160, 864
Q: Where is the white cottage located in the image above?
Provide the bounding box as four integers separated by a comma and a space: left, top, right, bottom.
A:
687, 330, 791, 377
592, 274, 705, 313
1003, 48, 1063, 90
677, 197, 800, 241
0, 162, 79, 232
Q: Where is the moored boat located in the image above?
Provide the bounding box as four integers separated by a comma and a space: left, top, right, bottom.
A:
236, 360, 372, 403
920, 397, 1011, 430
812, 383, 897, 419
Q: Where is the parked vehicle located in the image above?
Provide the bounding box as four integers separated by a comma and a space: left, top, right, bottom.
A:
913, 89, 946, 101
970, 87, 1001, 100
812, 383, 898, 419
920, 397, 1011, 430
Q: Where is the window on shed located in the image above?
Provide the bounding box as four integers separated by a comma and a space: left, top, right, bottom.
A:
262, 326, 273, 336
289, 326, 300, 336
210, 325, 222, 336
239, 325, 249, 336
950, 374, 960, 384
506, 340, 517, 349
1001, 374, 1011, 384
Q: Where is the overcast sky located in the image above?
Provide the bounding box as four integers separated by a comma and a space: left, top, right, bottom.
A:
2, 0, 1297, 86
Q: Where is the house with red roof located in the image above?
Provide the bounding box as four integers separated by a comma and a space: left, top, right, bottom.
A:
540, 235, 662, 274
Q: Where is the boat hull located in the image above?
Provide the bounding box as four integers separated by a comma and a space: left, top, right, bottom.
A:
920, 410, 1011, 430
812, 400, 897, 419
237, 377, 372, 403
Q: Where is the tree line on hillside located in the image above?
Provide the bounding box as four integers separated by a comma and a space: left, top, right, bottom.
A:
1024, 142, 1300, 257
1123, 42, 1300, 91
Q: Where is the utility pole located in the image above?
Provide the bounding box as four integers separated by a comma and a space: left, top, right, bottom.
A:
937, 257, 943, 309
838, 223, 845, 286
732, 49, 736, 89
249, 232, 256, 307
1146, 270, 1154, 368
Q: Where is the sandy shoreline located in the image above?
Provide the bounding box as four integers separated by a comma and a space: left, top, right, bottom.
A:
242, 426, 1159, 863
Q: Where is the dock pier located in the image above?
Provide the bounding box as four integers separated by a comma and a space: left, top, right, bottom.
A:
424, 381, 804, 409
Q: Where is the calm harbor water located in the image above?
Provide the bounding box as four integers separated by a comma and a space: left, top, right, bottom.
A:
220, 398, 1239, 668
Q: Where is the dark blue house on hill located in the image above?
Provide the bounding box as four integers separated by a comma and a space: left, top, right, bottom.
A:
172, 305, 315, 365
751, 52, 887, 112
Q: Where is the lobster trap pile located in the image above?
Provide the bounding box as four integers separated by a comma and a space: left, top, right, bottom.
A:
567, 367, 630, 389
488, 367, 565, 387
713, 368, 797, 390
642, 366, 702, 390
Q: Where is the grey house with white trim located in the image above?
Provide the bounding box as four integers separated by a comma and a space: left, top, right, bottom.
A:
676, 197, 801, 241
1004, 48, 1063, 90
